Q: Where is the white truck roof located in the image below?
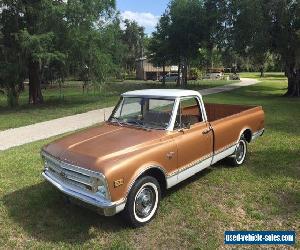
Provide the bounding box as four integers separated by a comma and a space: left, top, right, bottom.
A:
122, 89, 201, 98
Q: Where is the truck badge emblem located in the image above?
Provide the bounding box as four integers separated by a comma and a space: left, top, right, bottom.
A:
114, 179, 124, 188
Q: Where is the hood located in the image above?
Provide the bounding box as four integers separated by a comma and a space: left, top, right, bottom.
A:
43, 123, 165, 172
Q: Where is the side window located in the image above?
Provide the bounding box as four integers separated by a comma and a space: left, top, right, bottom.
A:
175, 97, 203, 129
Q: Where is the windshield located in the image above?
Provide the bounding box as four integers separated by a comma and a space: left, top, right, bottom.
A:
109, 97, 175, 130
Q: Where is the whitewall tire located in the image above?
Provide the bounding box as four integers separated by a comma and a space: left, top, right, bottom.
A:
230, 136, 248, 166
123, 176, 161, 227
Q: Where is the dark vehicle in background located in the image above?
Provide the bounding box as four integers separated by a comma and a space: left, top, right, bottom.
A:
159, 73, 181, 82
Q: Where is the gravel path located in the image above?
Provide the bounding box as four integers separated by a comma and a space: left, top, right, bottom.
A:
0, 78, 259, 151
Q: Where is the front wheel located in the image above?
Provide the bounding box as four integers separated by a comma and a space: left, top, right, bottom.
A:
229, 137, 248, 166
123, 176, 161, 228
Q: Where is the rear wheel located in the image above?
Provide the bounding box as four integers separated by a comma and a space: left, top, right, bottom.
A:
229, 136, 248, 166
123, 176, 161, 228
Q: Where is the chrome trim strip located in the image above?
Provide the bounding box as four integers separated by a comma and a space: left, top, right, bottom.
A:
46, 161, 94, 187
211, 144, 237, 164
42, 170, 126, 216
177, 158, 212, 184
166, 158, 212, 188
41, 150, 103, 179
168, 153, 213, 177
214, 142, 237, 155
166, 144, 238, 188
125, 165, 168, 198
251, 128, 265, 141
41, 150, 112, 205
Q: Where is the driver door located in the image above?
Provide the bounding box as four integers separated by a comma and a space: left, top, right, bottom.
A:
172, 96, 213, 183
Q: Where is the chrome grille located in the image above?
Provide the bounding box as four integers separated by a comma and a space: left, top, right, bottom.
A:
43, 153, 100, 193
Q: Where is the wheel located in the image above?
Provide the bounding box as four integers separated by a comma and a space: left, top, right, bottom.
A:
123, 176, 161, 228
229, 136, 248, 166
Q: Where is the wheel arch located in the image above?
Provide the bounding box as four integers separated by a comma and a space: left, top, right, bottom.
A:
126, 165, 167, 200
239, 128, 252, 143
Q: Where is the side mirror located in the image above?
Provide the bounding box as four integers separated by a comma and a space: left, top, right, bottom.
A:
184, 122, 191, 129
182, 122, 191, 130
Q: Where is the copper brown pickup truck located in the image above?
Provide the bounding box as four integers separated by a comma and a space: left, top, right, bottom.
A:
41, 89, 264, 227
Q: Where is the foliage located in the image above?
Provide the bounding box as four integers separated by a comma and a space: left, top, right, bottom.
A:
148, 0, 206, 86
148, 0, 299, 95
230, 0, 300, 95
0, 0, 124, 106
229, 0, 272, 76
147, 13, 170, 66
147, 13, 172, 85
121, 19, 145, 73
0, 2, 26, 107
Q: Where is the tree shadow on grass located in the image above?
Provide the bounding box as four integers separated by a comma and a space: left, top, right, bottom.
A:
2, 182, 125, 244
276, 189, 300, 220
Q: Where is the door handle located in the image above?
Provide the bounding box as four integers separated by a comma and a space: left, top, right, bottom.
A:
202, 128, 212, 135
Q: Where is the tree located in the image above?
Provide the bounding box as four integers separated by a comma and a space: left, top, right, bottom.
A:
122, 19, 145, 73
0, 1, 27, 107
64, 1, 121, 86
0, 0, 117, 106
229, 0, 272, 77
149, 0, 205, 87
168, 0, 205, 86
229, 0, 300, 96
148, 13, 171, 85
203, 0, 227, 70
269, 0, 300, 96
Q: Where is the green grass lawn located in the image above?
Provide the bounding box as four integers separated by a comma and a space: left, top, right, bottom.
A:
239, 72, 286, 81
0, 79, 236, 131
0, 75, 299, 249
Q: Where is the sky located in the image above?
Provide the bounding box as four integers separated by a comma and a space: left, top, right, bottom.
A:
116, 0, 169, 35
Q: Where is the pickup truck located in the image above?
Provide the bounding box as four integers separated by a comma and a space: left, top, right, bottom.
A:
41, 89, 264, 227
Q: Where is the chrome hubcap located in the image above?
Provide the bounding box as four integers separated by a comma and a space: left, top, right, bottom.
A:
236, 141, 245, 162
135, 187, 155, 218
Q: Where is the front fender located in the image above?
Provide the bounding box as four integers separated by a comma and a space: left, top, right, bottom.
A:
104, 139, 177, 202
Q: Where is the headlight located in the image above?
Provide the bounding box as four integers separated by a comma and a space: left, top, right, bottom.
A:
97, 185, 108, 199
95, 176, 110, 200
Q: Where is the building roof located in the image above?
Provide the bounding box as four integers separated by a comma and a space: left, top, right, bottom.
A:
122, 89, 201, 98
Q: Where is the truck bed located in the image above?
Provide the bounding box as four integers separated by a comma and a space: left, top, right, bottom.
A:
182, 102, 264, 153
182, 103, 261, 123
204, 103, 258, 122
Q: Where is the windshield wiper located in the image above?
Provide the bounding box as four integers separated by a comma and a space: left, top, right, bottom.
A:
124, 120, 151, 131
126, 119, 143, 126
143, 122, 167, 130
144, 125, 165, 130
110, 117, 124, 127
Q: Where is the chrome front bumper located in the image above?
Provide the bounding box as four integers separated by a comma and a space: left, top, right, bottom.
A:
42, 170, 126, 216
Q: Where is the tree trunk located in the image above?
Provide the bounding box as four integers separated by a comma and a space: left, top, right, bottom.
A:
28, 60, 44, 104
260, 67, 264, 78
284, 66, 300, 97
176, 62, 181, 87
6, 86, 19, 107
162, 63, 166, 86
183, 58, 188, 88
